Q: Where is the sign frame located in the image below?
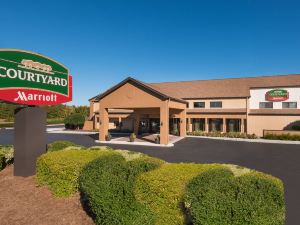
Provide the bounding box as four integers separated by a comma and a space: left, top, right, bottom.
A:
265, 89, 289, 102
0, 49, 72, 105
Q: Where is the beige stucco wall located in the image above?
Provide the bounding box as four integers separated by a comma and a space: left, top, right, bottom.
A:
247, 115, 300, 137
100, 82, 163, 108
187, 98, 247, 109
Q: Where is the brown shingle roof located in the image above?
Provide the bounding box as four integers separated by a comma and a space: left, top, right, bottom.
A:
149, 74, 300, 99
90, 74, 300, 101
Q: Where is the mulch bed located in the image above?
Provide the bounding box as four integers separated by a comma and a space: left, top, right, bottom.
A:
0, 166, 94, 225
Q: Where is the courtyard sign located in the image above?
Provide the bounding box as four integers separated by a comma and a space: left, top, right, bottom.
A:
265, 89, 289, 101
0, 49, 72, 105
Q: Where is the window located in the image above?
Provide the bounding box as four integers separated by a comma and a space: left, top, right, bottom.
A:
194, 102, 205, 108
210, 101, 222, 108
259, 102, 273, 109
282, 102, 297, 109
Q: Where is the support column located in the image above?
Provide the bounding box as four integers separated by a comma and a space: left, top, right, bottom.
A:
188, 118, 193, 132
133, 110, 140, 136
118, 117, 122, 130
160, 101, 169, 145
179, 109, 187, 137
222, 118, 226, 133
99, 106, 109, 141
241, 118, 245, 133
205, 118, 209, 132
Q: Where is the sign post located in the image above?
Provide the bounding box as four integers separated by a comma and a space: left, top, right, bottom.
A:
0, 49, 72, 176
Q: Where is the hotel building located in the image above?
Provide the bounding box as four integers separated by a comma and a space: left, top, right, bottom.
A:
87, 74, 300, 145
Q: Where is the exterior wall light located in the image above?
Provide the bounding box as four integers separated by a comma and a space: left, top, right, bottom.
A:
160, 121, 163, 126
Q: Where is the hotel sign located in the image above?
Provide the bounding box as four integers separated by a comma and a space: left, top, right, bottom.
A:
265, 89, 289, 101
0, 49, 72, 105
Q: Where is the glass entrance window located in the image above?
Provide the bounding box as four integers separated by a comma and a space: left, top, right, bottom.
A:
209, 119, 223, 132
149, 118, 160, 133
226, 119, 241, 132
139, 119, 149, 134
169, 118, 180, 135
192, 118, 205, 131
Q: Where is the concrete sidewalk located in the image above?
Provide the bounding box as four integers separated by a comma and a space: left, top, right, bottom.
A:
187, 135, 300, 145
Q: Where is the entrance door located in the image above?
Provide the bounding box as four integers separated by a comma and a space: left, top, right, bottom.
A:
139, 119, 150, 134
169, 118, 180, 135
149, 118, 160, 133
226, 119, 241, 132
209, 119, 222, 132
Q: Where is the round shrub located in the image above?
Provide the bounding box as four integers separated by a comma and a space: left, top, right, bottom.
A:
79, 154, 164, 225
233, 172, 285, 225
47, 140, 81, 152
64, 113, 85, 130
135, 163, 225, 225
184, 168, 237, 225
184, 168, 285, 225
36, 148, 116, 197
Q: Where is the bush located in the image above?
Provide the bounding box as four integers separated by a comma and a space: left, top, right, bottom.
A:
46, 118, 64, 125
0, 145, 14, 169
36, 148, 116, 197
291, 125, 300, 131
188, 131, 257, 139
184, 168, 285, 225
47, 140, 81, 152
264, 133, 300, 141
135, 163, 226, 225
0, 151, 4, 170
64, 113, 85, 130
79, 153, 164, 225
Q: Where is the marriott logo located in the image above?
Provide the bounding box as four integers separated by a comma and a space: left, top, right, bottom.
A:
14, 91, 57, 102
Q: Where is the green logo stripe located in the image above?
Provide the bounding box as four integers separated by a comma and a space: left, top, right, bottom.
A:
0, 50, 69, 96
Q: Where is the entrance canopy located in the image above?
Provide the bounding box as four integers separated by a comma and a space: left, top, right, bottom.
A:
93, 77, 188, 145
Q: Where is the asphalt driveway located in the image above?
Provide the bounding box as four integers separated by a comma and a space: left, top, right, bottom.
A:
1, 129, 299, 225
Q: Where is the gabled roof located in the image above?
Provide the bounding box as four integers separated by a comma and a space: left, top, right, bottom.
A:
90, 74, 300, 102
89, 77, 188, 104
149, 74, 300, 99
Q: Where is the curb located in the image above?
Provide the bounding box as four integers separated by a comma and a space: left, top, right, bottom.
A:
187, 135, 300, 145
95, 140, 174, 147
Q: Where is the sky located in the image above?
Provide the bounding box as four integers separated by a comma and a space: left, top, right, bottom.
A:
1, 0, 300, 106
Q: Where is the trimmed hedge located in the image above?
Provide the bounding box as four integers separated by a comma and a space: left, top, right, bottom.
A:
264, 133, 300, 141
36, 148, 116, 197
35, 140, 285, 225
184, 168, 285, 225
79, 153, 164, 225
135, 164, 284, 225
188, 131, 257, 139
47, 140, 81, 152
135, 163, 226, 225
64, 113, 85, 130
